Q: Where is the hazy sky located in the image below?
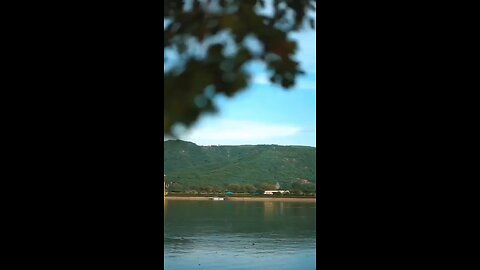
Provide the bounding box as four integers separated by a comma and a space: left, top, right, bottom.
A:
165, 8, 316, 147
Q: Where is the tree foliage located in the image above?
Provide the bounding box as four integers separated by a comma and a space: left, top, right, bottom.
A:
291, 181, 316, 194
164, 0, 316, 135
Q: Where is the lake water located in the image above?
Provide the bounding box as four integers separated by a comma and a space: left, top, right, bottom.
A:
164, 200, 316, 270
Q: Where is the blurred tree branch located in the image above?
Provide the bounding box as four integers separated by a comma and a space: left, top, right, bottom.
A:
164, 0, 316, 135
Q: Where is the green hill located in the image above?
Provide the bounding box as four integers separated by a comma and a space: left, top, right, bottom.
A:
164, 140, 316, 191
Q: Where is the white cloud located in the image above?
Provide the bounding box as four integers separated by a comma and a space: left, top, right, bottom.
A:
252, 74, 270, 85
179, 120, 301, 145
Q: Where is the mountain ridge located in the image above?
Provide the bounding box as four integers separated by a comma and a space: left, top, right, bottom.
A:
164, 140, 316, 190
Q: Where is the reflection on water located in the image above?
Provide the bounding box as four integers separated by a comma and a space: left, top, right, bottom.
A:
264, 201, 274, 218
164, 200, 316, 270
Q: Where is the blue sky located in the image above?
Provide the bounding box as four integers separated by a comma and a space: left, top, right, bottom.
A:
165, 9, 316, 147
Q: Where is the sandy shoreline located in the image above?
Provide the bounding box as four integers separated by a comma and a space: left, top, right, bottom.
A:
165, 196, 316, 203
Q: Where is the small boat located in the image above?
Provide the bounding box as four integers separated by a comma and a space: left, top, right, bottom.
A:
211, 197, 225, 201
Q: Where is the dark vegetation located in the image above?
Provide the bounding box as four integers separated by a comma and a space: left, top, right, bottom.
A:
164, 140, 316, 194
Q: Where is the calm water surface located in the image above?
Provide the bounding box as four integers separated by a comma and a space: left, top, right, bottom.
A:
164, 200, 316, 270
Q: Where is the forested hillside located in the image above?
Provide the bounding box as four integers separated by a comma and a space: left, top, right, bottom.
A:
164, 140, 316, 193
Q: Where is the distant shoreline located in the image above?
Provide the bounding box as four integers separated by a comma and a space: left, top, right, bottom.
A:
165, 196, 316, 203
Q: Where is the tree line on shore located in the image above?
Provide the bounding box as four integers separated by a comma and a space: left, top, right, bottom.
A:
166, 180, 316, 195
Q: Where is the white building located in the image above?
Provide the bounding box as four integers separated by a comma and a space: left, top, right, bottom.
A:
264, 190, 290, 195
